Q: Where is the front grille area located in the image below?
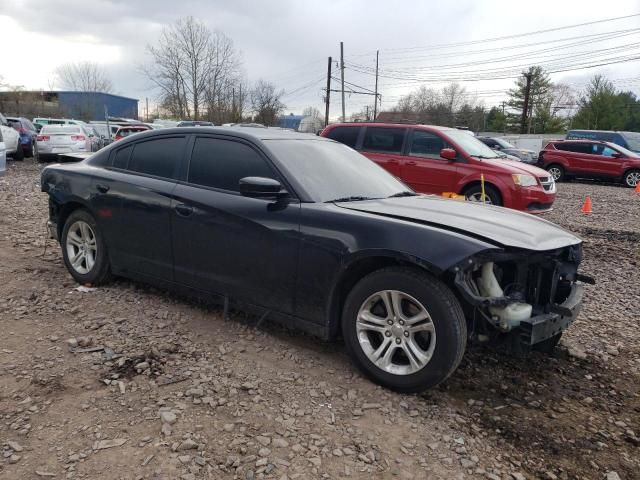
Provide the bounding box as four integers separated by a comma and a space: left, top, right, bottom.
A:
539, 176, 555, 192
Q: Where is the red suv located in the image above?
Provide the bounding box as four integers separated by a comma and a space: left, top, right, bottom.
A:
321, 123, 556, 213
538, 140, 640, 188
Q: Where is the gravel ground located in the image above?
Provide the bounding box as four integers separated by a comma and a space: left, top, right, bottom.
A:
0, 159, 638, 480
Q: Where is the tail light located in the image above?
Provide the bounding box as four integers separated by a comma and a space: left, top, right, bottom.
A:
37, 135, 50, 141
71, 135, 86, 141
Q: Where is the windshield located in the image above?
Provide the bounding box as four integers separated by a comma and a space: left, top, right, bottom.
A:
608, 142, 639, 158
41, 125, 81, 134
622, 132, 640, 153
495, 138, 516, 149
446, 130, 501, 158
264, 139, 412, 202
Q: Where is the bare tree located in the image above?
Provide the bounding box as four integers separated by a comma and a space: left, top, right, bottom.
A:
56, 62, 113, 92
143, 17, 243, 121
250, 80, 285, 126
302, 106, 322, 118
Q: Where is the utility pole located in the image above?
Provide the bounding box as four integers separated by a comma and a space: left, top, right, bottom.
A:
520, 72, 532, 134
501, 101, 506, 135
324, 56, 332, 127
232, 87, 235, 120
373, 50, 379, 121
340, 41, 345, 122
145, 97, 149, 122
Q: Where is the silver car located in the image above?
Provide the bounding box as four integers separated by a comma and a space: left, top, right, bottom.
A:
36, 125, 92, 162
0, 129, 6, 176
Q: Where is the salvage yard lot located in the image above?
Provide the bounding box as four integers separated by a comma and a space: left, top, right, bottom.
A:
1, 159, 639, 480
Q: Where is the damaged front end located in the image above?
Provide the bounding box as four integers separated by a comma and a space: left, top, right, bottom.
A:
451, 243, 594, 352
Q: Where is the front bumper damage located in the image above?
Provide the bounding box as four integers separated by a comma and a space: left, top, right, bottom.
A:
451, 244, 594, 349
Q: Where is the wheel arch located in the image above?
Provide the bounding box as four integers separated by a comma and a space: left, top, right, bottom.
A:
459, 179, 504, 204
326, 252, 441, 340
622, 167, 640, 185
55, 200, 91, 241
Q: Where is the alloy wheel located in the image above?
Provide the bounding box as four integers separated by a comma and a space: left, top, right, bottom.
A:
65, 221, 97, 275
466, 192, 493, 204
625, 171, 640, 187
356, 290, 436, 376
548, 167, 562, 181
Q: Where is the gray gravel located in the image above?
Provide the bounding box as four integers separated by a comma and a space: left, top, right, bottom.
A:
0, 159, 638, 480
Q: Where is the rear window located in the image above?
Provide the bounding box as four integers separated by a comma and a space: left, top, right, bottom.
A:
553, 142, 594, 154
128, 136, 186, 179
362, 127, 406, 153
41, 125, 81, 134
326, 126, 361, 149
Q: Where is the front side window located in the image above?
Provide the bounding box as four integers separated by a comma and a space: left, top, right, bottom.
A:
128, 137, 185, 179
326, 126, 361, 149
188, 137, 277, 192
362, 127, 405, 153
554, 143, 593, 154
409, 130, 449, 158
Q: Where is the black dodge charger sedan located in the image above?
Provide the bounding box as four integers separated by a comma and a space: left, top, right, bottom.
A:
41, 127, 591, 392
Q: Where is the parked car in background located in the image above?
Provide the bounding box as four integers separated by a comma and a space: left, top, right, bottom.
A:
0, 112, 22, 160
538, 139, 640, 187
41, 126, 589, 392
0, 129, 6, 176
177, 120, 214, 127
477, 137, 537, 164
90, 123, 118, 146
321, 123, 556, 213
34, 117, 87, 128
114, 125, 150, 141
566, 130, 640, 154
81, 124, 104, 152
36, 124, 92, 162
6, 116, 38, 157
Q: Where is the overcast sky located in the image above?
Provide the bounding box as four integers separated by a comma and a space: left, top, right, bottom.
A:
1, 0, 639, 119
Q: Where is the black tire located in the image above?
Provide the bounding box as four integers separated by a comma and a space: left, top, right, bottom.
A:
533, 333, 562, 353
12, 144, 24, 161
341, 267, 467, 393
622, 169, 640, 188
546, 164, 565, 182
463, 183, 502, 206
60, 209, 112, 286
25, 143, 34, 158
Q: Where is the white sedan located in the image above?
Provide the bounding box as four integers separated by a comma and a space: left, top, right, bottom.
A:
36, 125, 92, 162
0, 132, 6, 176
0, 113, 21, 160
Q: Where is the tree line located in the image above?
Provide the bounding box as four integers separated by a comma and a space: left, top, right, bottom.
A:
393, 66, 640, 134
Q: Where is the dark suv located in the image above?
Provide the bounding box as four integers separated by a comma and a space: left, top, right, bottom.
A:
6, 116, 38, 157
538, 140, 640, 187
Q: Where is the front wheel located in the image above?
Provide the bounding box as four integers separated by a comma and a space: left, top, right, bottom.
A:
623, 169, 640, 188
61, 209, 112, 285
464, 184, 502, 206
342, 267, 467, 393
546, 164, 565, 182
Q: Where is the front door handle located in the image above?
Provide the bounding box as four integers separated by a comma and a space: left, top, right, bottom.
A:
175, 204, 194, 217
95, 183, 110, 193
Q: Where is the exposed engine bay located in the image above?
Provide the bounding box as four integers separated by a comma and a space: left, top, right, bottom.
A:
452, 243, 594, 351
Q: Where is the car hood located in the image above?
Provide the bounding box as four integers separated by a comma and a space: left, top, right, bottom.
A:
482, 157, 549, 176
336, 196, 581, 251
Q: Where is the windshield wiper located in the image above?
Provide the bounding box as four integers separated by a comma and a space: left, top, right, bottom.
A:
326, 196, 375, 203
387, 191, 417, 198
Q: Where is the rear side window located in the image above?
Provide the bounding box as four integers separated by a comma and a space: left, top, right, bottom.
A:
188, 137, 276, 192
553, 142, 593, 154
113, 145, 133, 169
128, 137, 185, 179
326, 126, 360, 148
363, 127, 406, 153
409, 130, 449, 158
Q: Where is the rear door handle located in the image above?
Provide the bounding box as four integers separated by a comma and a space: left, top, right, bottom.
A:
95, 183, 110, 193
175, 204, 194, 217
406, 161, 416, 166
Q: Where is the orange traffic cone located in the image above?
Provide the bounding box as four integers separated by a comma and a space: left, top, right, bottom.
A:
581, 196, 592, 215
635, 182, 640, 194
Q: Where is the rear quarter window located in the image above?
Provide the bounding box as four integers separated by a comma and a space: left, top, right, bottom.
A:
326, 126, 361, 149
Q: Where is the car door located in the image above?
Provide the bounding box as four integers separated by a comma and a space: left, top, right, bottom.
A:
400, 129, 457, 193
171, 135, 301, 314
553, 142, 590, 175
588, 143, 625, 178
91, 135, 187, 280
359, 126, 407, 178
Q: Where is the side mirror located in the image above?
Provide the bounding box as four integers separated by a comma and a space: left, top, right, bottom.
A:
440, 148, 457, 161
611, 152, 622, 158
239, 177, 287, 199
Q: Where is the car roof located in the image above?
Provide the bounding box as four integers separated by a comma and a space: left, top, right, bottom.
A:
124, 126, 324, 141
326, 122, 456, 132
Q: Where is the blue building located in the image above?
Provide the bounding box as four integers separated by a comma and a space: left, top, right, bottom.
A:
0, 90, 139, 121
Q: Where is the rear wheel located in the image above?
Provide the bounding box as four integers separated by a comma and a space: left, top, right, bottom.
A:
12, 144, 24, 161
342, 267, 467, 393
61, 209, 112, 285
464, 184, 502, 206
623, 169, 640, 188
546, 164, 564, 182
